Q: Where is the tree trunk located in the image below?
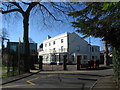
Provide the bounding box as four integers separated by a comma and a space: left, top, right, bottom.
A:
23, 13, 30, 72
104, 41, 110, 66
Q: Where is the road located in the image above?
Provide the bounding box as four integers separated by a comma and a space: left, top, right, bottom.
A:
1, 68, 113, 89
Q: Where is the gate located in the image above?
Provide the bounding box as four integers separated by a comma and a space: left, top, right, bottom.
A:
38, 55, 79, 71
38, 55, 68, 71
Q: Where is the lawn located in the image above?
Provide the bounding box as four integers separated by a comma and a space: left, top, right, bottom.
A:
0, 66, 7, 70
0, 71, 22, 78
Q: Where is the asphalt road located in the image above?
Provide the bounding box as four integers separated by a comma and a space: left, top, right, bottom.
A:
1, 67, 113, 89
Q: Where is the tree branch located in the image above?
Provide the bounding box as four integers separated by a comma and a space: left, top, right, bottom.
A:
22, 2, 30, 5
26, 2, 39, 13
39, 3, 62, 22
2, 9, 21, 14
39, 6, 48, 26
9, 2, 24, 13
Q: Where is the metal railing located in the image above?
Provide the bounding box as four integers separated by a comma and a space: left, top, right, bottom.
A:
39, 48, 68, 55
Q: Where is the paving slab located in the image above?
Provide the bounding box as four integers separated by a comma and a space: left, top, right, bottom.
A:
92, 76, 119, 90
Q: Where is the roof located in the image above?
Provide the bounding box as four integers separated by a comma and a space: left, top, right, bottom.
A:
43, 32, 69, 43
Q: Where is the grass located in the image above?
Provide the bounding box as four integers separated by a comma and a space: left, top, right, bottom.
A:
0, 71, 24, 78
0, 66, 7, 70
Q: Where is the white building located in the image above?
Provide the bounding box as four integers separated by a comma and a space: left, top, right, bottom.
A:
38, 32, 100, 65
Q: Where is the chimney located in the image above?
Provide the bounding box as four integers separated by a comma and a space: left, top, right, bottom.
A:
47, 35, 51, 39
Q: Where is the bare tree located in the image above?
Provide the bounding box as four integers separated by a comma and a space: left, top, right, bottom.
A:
0, 28, 9, 40
0, 28, 9, 58
29, 37, 35, 43
1, 1, 75, 72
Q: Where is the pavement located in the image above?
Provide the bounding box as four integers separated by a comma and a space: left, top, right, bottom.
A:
91, 76, 119, 90
0, 65, 120, 90
1, 69, 40, 85
91, 65, 119, 90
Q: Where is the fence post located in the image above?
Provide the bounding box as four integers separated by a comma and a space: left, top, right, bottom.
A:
58, 54, 60, 65
39, 56, 43, 70
63, 55, 67, 70
77, 56, 81, 70
7, 42, 10, 76
18, 43, 20, 75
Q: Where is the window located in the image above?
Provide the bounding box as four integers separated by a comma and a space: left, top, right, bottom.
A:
10, 44, 17, 52
92, 56, 94, 60
51, 55, 56, 62
53, 48, 55, 51
94, 47, 97, 52
49, 43, 51, 46
95, 56, 98, 60
83, 55, 87, 60
61, 46, 63, 51
53, 48, 56, 53
92, 47, 94, 52
72, 56, 74, 62
45, 44, 47, 47
61, 39, 63, 43
97, 47, 99, 52
89, 47, 91, 52
53, 41, 55, 45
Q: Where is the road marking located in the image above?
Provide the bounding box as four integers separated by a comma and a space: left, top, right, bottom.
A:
26, 75, 57, 86
1, 74, 58, 88
27, 77, 39, 85
39, 71, 93, 74
47, 75, 57, 77
1, 84, 30, 88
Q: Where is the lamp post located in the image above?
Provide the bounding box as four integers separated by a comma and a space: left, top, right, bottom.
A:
89, 36, 91, 61
1, 37, 10, 76
1, 37, 10, 58
18, 38, 21, 74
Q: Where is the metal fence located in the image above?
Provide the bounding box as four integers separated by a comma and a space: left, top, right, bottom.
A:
2, 42, 38, 77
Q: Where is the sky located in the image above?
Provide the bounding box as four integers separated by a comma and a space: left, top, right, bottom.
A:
0, 2, 104, 50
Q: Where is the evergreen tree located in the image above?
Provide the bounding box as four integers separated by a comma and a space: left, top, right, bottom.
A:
68, 2, 120, 85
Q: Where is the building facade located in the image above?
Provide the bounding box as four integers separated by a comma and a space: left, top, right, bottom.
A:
38, 32, 100, 65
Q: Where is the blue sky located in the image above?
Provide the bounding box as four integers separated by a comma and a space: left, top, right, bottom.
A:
0, 2, 104, 50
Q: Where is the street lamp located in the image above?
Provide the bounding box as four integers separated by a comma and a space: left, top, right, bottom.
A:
89, 36, 91, 61
1, 37, 10, 58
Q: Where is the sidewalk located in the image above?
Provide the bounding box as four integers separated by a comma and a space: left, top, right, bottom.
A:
92, 76, 119, 90
1, 69, 40, 85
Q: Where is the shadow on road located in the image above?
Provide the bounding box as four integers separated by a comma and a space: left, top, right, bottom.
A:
78, 78, 97, 81
79, 66, 113, 71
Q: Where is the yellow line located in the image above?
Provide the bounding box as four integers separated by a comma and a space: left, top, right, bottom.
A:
1, 74, 58, 88
1, 77, 39, 88
1, 84, 30, 88
47, 75, 57, 77
27, 81, 35, 85
26, 77, 39, 85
